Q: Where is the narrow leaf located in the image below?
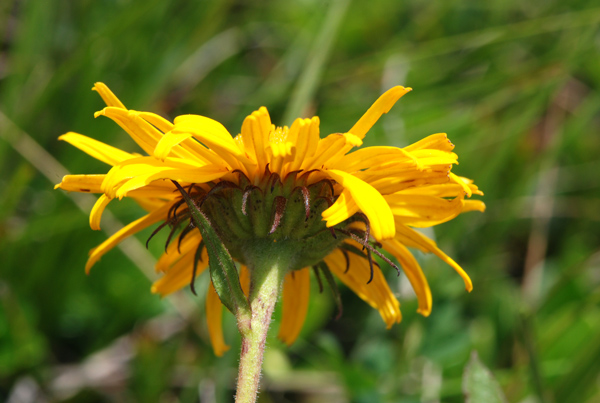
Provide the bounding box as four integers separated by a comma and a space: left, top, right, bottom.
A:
172, 180, 250, 316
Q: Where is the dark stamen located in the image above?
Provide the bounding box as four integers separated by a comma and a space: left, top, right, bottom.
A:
168, 199, 185, 221
335, 229, 401, 277
356, 213, 371, 248
312, 265, 324, 293
366, 248, 375, 284
269, 196, 287, 234
165, 221, 182, 252
190, 243, 204, 296
341, 249, 350, 273
177, 222, 196, 253
146, 220, 170, 249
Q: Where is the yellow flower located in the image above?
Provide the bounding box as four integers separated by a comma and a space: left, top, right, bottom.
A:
56, 83, 484, 356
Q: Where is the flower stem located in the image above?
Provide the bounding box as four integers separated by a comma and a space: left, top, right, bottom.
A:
235, 258, 286, 403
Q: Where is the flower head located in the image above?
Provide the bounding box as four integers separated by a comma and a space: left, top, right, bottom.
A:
56, 83, 484, 355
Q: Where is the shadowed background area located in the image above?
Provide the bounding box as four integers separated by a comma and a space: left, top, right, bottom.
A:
1, 0, 599, 402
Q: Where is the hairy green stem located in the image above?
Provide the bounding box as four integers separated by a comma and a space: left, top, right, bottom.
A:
234, 259, 286, 403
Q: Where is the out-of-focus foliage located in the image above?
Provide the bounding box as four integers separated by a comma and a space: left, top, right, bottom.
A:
1, 0, 599, 401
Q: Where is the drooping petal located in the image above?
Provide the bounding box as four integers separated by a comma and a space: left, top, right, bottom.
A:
394, 224, 473, 292
381, 239, 432, 316
89, 194, 111, 230
324, 248, 401, 328
348, 86, 412, 140
278, 268, 310, 346
206, 281, 230, 356
324, 169, 395, 240
59, 132, 135, 166
86, 202, 173, 273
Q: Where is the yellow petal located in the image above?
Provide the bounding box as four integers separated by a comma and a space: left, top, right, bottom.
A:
59, 132, 134, 166
136, 112, 174, 133
173, 115, 255, 173
449, 172, 473, 197
154, 131, 195, 161
348, 86, 412, 140
404, 133, 454, 153
206, 281, 231, 356
55, 174, 105, 193
93, 82, 126, 108
95, 107, 160, 155
303, 133, 362, 170
89, 194, 111, 231
394, 224, 473, 292
151, 247, 208, 296
325, 248, 401, 328
101, 156, 220, 199
240, 107, 272, 172
384, 193, 465, 227
288, 117, 319, 172
278, 268, 310, 346
86, 202, 172, 273
324, 170, 395, 240
462, 200, 486, 213
155, 232, 202, 273
332, 146, 420, 172
381, 239, 432, 316
239, 265, 250, 297
321, 189, 359, 227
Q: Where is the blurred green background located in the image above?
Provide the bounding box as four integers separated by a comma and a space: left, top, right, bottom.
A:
1, 0, 599, 401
